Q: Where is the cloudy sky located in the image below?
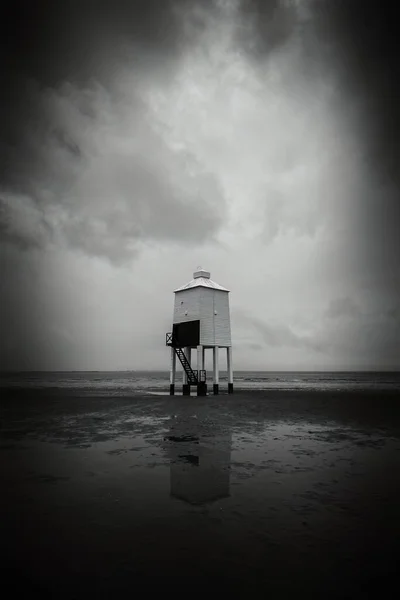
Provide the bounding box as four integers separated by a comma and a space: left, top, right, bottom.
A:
1, 0, 399, 371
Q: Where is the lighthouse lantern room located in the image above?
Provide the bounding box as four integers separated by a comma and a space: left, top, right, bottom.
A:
166, 268, 233, 396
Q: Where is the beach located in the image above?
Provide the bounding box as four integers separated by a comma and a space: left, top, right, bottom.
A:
1, 387, 399, 597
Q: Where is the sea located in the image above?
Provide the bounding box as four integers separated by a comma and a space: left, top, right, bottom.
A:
1, 370, 400, 395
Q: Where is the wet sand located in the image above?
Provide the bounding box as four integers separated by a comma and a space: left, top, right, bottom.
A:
1, 389, 399, 597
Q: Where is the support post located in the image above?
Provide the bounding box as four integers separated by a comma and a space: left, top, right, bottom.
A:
170, 347, 176, 395
227, 346, 233, 394
183, 346, 191, 396
197, 344, 207, 396
213, 346, 219, 395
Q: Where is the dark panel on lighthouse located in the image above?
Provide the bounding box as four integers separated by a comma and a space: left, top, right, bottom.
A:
172, 320, 200, 347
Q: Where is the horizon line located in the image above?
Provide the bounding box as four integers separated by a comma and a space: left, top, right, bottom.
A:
1, 368, 399, 374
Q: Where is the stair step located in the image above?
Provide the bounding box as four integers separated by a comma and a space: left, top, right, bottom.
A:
172, 345, 198, 384
168, 335, 201, 385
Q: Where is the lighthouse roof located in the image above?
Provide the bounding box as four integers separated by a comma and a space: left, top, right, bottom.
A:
174, 269, 229, 293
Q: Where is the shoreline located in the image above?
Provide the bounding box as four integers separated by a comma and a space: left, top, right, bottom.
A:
2, 387, 399, 438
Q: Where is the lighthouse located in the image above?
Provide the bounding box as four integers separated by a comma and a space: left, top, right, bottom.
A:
166, 268, 233, 396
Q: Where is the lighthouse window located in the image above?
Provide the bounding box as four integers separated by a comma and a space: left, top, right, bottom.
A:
181, 301, 184, 305
185, 310, 188, 315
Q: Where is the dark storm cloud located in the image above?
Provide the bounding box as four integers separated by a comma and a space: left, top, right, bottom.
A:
2, 0, 399, 371
310, 1, 400, 177
386, 304, 400, 321
0, 196, 52, 250
236, 0, 299, 57
325, 297, 360, 320
1, 1, 209, 85
309, 1, 400, 282
0, 0, 230, 369
0, 0, 298, 174
1, 0, 201, 185
0, 1, 228, 263
238, 0, 400, 302
232, 309, 326, 354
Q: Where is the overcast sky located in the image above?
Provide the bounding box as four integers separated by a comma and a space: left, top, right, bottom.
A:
1, 0, 399, 371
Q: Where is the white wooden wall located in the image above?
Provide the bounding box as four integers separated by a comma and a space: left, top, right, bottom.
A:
213, 289, 232, 347
173, 288, 200, 324
173, 287, 231, 347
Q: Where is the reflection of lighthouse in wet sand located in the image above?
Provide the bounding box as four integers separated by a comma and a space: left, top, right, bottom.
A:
164, 416, 232, 505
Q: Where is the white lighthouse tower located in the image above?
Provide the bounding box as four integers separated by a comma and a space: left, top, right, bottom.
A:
166, 268, 233, 396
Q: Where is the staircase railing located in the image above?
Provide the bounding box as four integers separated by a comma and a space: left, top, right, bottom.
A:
166, 332, 206, 385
